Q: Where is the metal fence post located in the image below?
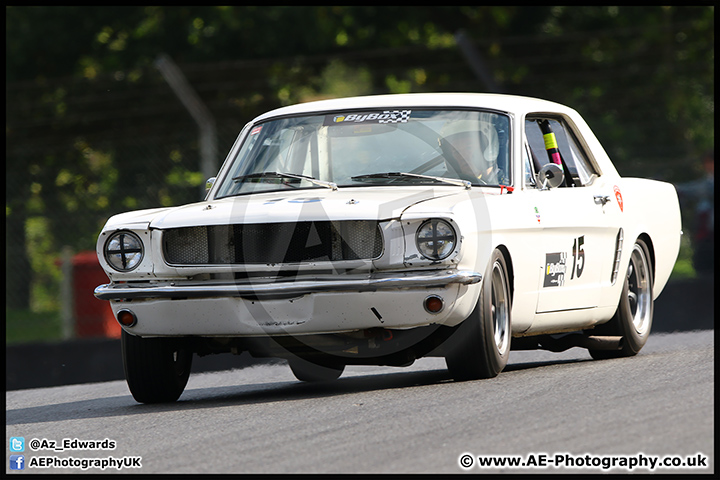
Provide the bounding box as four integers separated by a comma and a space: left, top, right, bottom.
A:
154, 53, 218, 199
60, 245, 74, 339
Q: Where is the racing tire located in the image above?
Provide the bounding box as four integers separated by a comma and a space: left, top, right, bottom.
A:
445, 249, 512, 380
589, 238, 654, 360
122, 330, 193, 403
289, 356, 344, 382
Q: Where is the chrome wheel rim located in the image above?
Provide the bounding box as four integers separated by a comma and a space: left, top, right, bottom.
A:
627, 244, 652, 336
490, 260, 510, 355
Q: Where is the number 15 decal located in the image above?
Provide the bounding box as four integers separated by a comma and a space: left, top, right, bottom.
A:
571, 235, 585, 279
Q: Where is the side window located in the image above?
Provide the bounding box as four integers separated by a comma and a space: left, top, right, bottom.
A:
525, 117, 598, 187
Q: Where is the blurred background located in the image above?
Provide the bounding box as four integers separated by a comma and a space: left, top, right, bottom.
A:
6, 6, 714, 345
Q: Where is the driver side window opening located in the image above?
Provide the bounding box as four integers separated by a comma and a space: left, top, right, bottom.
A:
525, 116, 598, 187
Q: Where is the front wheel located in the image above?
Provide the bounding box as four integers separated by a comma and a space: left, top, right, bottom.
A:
589, 238, 654, 360
122, 331, 193, 403
445, 249, 512, 380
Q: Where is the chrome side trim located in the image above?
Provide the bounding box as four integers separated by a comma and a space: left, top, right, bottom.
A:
94, 270, 482, 300
611, 228, 624, 285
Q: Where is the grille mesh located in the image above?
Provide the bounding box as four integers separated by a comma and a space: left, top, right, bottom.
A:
163, 221, 383, 265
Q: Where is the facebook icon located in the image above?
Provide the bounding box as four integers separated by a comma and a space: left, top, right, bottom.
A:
10, 455, 25, 470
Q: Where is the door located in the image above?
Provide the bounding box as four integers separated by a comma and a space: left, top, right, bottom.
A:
525, 116, 621, 313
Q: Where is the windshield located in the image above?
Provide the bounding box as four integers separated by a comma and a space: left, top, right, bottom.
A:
215, 109, 511, 197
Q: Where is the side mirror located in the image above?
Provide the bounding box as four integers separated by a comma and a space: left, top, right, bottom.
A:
537, 163, 564, 190
205, 177, 216, 192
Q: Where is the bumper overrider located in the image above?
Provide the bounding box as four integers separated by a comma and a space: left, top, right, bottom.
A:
94, 269, 482, 301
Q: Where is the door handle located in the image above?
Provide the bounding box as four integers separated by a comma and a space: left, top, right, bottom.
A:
594, 195, 611, 206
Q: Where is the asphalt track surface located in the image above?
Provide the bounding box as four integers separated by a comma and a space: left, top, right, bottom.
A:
6, 329, 713, 474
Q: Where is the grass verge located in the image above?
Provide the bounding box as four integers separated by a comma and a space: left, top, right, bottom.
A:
6, 309, 63, 345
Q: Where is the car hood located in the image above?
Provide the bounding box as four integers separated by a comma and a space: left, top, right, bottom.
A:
145, 187, 463, 229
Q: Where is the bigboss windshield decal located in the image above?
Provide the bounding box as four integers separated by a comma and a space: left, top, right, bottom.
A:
323, 110, 412, 126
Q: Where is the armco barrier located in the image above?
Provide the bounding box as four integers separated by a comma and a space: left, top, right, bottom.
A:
5, 339, 281, 391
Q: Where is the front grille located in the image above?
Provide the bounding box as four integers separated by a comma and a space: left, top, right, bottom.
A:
162, 221, 383, 265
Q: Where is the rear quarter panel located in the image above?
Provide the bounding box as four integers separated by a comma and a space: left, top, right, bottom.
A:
617, 178, 682, 298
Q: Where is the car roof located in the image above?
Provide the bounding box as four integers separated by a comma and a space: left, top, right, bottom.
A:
252, 93, 578, 122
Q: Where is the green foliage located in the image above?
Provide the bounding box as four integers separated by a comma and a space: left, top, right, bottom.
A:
166, 167, 204, 188
670, 230, 697, 280
6, 309, 63, 345
540, 6, 715, 181
283, 60, 374, 104
24, 217, 62, 312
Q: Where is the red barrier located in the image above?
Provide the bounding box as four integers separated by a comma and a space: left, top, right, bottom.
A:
72, 251, 120, 338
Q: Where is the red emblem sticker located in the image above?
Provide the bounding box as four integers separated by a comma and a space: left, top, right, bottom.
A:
613, 185, 624, 212
250, 126, 263, 135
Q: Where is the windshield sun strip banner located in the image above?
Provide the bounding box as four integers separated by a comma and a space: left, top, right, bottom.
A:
323, 110, 412, 126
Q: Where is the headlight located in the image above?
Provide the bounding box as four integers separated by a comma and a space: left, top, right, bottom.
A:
416, 219, 456, 261
104, 231, 144, 272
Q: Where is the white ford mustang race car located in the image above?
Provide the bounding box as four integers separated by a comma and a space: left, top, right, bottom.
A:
95, 93, 681, 403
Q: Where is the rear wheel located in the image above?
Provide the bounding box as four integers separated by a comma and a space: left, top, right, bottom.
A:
122, 330, 193, 403
446, 249, 511, 380
589, 239, 654, 360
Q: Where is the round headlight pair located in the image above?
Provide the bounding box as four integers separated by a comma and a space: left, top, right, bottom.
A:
416, 219, 457, 261
104, 231, 144, 272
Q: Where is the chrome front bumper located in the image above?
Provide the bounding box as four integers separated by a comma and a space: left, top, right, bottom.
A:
94, 269, 482, 301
